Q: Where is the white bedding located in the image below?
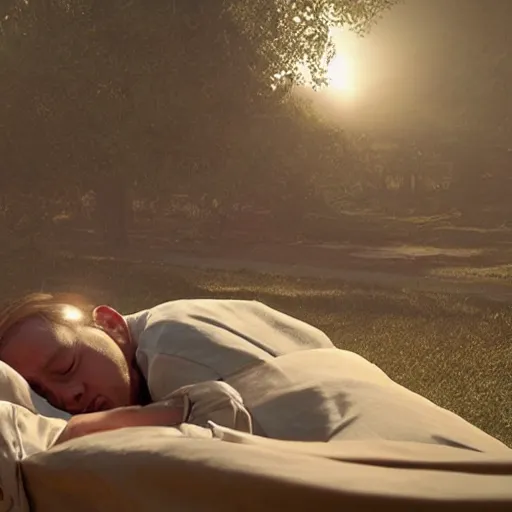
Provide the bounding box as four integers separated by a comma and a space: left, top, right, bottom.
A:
1, 361, 512, 511
29, 390, 71, 421
21, 425, 512, 512
0, 360, 70, 420
0, 362, 67, 511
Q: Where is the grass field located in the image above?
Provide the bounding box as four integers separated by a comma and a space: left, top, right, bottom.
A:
2, 251, 511, 447
431, 263, 512, 282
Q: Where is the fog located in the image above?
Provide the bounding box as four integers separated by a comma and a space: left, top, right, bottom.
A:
299, 0, 512, 142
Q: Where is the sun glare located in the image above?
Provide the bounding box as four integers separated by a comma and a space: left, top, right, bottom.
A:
327, 53, 356, 94
61, 305, 83, 322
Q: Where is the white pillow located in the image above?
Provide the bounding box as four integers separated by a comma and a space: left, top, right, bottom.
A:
0, 361, 70, 420
29, 390, 71, 421
0, 360, 36, 411
0, 364, 69, 512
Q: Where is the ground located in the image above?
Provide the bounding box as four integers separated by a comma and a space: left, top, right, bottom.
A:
3, 244, 510, 448
53, 213, 512, 303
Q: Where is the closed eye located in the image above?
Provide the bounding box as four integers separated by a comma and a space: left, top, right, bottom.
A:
53, 342, 78, 377
60, 357, 75, 376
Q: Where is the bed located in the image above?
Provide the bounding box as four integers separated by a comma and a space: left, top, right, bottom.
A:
1, 362, 511, 512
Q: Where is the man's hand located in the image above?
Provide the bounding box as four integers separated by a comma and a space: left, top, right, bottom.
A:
166, 381, 253, 434
56, 399, 186, 444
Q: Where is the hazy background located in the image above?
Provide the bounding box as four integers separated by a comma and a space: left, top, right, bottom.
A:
306, 0, 512, 140
0, 0, 511, 446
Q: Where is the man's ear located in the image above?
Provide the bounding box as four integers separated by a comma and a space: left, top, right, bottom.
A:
92, 305, 131, 346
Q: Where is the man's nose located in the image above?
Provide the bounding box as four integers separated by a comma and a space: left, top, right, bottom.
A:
59, 382, 85, 412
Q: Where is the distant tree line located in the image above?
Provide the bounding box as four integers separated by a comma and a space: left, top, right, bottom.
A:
1, 0, 509, 253
0, 0, 399, 249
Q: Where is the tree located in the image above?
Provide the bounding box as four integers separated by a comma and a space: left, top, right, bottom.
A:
230, 0, 398, 89
0, 0, 400, 248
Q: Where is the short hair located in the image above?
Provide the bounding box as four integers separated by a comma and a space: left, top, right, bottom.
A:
0, 293, 92, 351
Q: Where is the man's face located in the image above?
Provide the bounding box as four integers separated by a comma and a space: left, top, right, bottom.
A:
0, 317, 136, 414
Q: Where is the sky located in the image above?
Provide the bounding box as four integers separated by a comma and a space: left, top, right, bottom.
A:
299, 0, 512, 141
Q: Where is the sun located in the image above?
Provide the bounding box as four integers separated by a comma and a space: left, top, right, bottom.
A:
327, 53, 356, 94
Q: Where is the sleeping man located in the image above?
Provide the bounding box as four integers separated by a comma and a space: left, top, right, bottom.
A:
0, 293, 508, 451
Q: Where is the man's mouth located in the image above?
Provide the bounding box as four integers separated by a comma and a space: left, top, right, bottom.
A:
87, 396, 107, 413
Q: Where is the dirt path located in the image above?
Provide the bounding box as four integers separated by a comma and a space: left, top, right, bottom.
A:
67, 244, 512, 303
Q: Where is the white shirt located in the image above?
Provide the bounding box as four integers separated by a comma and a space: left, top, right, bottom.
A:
126, 298, 333, 397
126, 299, 507, 450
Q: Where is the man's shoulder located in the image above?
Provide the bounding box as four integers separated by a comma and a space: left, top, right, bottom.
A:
130, 297, 332, 357
129, 299, 274, 385
138, 299, 265, 323
125, 299, 264, 344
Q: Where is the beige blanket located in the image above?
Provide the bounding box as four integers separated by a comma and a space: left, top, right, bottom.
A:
22, 425, 512, 512
1, 357, 511, 511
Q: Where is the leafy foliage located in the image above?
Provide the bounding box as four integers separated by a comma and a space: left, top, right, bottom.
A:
230, 0, 399, 88
0, 0, 399, 244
